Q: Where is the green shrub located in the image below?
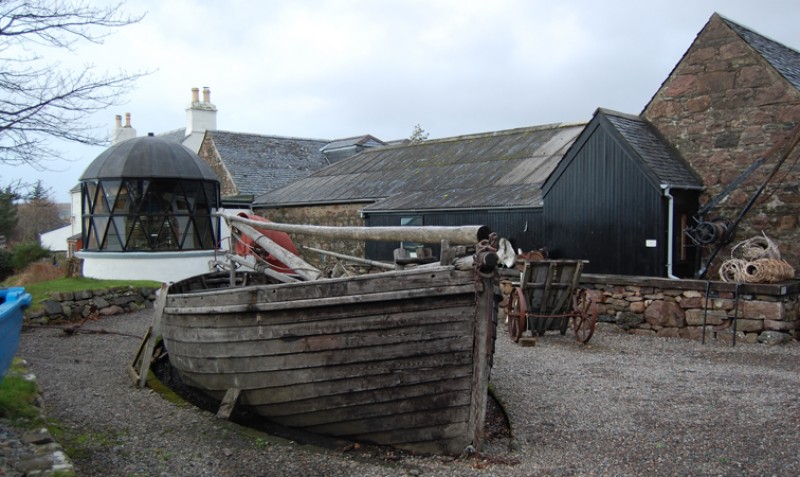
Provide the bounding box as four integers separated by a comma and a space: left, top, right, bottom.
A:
0, 248, 12, 282
10, 242, 50, 271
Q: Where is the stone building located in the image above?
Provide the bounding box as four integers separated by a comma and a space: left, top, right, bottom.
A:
643, 13, 800, 274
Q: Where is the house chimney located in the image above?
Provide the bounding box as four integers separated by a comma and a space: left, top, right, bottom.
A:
112, 112, 136, 144
186, 86, 217, 139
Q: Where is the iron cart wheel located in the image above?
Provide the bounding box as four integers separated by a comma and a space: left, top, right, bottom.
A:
506, 287, 527, 343
572, 289, 597, 344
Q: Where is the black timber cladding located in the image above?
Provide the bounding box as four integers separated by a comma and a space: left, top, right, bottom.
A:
542, 109, 702, 277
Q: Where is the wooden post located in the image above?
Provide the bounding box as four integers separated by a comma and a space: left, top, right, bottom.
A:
216, 388, 242, 420
223, 213, 490, 245
466, 252, 497, 452
137, 283, 168, 388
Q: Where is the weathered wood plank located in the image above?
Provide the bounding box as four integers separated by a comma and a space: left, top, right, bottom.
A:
172, 352, 474, 391
465, 271, 495, 450
169, 335, 474, 374
302, 404, 470, 436
240, 366, 473, 407
162, 295, 472, 331
137, 283, 168, 388
278, 402, 470, 435
216, 388, 241, 420
360, 422, 469, 453
165, 283, 475, 315
165, 321, 474, 359
166, 267, 472, 308
250, 378, 472, 424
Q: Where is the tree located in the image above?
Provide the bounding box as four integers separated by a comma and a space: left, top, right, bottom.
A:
409, 124, 429, 143
15, 179, 65, 242
0, 182, 20, 244
0, 0, 147, 168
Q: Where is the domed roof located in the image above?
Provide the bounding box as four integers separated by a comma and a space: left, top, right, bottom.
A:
80, 135, 219, 182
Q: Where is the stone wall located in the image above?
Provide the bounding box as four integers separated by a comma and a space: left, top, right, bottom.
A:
642, 14, 800, 273
254, 203, 366, 267
25, 286, 160, 324
582, 274, 799, 345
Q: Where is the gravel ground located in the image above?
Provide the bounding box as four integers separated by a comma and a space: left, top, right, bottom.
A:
15, 309, 800, 477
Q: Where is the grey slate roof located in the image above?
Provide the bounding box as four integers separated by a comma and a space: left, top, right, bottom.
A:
254, 123, 584, 211
207, 131, 331, 197
158, 128, 187, 144
721, 15, 800, 91
600, 109, 703, 188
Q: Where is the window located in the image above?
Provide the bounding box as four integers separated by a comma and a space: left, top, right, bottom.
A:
81, 178, 219, 252
400, 216, 423, 256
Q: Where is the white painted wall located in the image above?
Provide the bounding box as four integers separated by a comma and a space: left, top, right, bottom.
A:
77, 250, 221, 283
40, 225, 71, 252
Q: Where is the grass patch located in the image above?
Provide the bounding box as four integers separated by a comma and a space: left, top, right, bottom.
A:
48, 420, 126, 461
16, 277, 161, 312
0, 360, 44, 428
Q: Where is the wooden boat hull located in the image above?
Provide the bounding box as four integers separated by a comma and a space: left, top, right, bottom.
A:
161, 266, 497, 454
0, 287, 32, 381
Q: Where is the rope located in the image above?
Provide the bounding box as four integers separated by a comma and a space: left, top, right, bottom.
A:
719, 233, 795, 283
730, 232, 781, 261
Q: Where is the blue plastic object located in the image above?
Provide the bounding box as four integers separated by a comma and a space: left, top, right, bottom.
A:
0, 287, 32, 381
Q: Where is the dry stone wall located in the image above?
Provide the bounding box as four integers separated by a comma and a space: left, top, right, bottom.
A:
582, 274, 799, 345
25, 286, 159, 324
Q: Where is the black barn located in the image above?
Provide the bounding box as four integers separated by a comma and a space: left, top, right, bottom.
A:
542, 109, 703, 277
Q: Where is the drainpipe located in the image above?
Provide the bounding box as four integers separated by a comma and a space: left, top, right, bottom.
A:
662, 185, 678, 279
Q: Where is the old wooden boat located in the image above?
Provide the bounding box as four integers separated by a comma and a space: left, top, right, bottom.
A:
0, 287, 32, 381
157, 215, 500, 455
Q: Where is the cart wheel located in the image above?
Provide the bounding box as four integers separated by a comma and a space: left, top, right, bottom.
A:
506, 287, 527, 343
572, 289, 597, 344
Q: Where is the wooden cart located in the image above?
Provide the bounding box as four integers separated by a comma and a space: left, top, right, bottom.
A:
505, 259, 597, 344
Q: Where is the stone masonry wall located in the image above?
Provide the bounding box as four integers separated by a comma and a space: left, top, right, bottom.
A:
25, 286, 160, 324
254, 203, 366, 268
582, 275, 799, 345
643, 14, 800, 275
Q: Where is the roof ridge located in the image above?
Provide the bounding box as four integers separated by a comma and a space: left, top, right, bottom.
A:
211, 129, 331, 143
404, 121, 587, 147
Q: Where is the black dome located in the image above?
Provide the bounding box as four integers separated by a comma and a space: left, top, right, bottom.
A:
80, 135, 218, 181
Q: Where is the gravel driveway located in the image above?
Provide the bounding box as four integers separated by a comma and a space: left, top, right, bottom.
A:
17, 309, 800, 476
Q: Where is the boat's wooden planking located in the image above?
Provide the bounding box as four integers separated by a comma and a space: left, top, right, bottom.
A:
161, 265, 493, 454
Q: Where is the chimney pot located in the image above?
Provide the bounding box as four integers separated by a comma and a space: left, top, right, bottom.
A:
202, 87, 211, 103
191, 87, 200, 103
125, 112, 131, 128
115, 115, 122, 128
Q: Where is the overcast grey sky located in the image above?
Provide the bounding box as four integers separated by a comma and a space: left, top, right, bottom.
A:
2, 0, 799, 202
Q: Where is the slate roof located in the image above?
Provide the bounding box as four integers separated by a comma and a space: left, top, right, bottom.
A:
721, 15, 800, 91
158, 128, 187, 144
600, 109, 703, 188
254, 123, 584, 211
206, 131, 331, 197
